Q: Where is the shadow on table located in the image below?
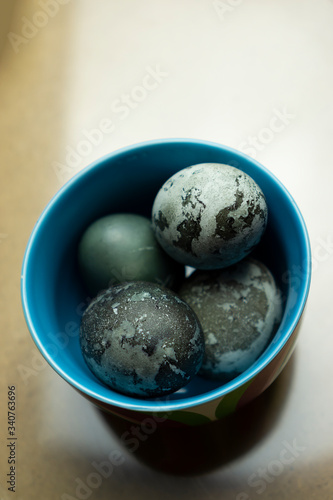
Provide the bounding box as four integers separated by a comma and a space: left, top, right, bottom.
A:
98, 353, 296, 476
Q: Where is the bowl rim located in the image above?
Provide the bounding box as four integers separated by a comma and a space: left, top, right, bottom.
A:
21, 138, 312, 413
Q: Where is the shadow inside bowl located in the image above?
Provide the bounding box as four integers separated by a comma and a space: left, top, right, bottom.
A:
96, 351, 296, 476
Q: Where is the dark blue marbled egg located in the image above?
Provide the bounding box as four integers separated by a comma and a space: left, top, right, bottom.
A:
80, 281, 204, 398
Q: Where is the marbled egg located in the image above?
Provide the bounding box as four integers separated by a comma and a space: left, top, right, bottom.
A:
80, 281, 205, 398
179, 258, 283, 382
78, 213, 184, 296
152, 163, 268, 269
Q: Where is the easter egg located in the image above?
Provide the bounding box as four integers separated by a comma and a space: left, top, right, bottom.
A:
78, 213, 184, 296
178, 258, 283, 382
80, 281, 205, 398
152, 163, 268, 269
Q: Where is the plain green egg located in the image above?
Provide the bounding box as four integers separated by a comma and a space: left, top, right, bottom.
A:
78, 213, 184, 296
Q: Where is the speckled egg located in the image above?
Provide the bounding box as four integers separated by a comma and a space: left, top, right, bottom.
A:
78, 213, 184, 296
152, 163, 268, 269
80, 281, 205, 398
179, 258, 283, 382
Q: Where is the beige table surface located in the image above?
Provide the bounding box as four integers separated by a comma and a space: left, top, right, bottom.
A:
1, 1, 333, 499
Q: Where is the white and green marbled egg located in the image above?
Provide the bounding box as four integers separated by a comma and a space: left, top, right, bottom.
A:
152, 163, 268, 270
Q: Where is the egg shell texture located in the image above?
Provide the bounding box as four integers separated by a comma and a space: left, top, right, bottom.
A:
152, 163, 268, 269
179, 258, 283, 382
80, 281, 205, 398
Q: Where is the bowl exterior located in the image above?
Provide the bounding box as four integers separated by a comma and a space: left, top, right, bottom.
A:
76, 317, 302, 427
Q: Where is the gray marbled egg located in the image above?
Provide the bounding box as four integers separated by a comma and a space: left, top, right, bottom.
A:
80, 281, 204, 398
179, 258, 283, 382
152, 163, 268, 269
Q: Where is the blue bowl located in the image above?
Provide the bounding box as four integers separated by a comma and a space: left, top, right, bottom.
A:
21, 139, 311, 426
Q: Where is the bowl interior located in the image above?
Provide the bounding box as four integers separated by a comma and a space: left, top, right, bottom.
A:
21, 139, 311, 412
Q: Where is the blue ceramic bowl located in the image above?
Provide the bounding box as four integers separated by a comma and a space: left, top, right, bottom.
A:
21, 139, 311, 426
